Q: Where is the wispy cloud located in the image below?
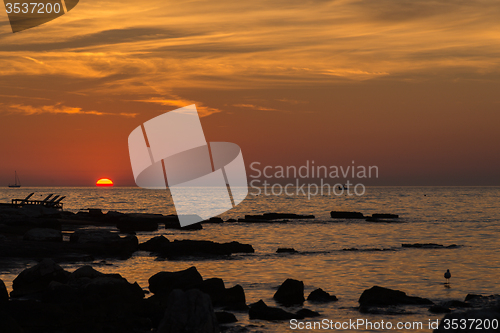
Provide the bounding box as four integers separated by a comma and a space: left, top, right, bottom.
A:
135, 98, 221, 117
7, 103, 137, 117
233, 104, 277, 111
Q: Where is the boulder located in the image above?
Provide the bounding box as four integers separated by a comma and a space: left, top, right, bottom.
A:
429, 304, 451, 313
157, 289, 219, 333
330, 211, 364, 219
296, 308, 320, 318
307, 288, 338, 303
149, 267, 203, 296
249, 300, 301, 320
0, 311, 23, 333
70, 230, 120, 243
139, 235, 170, 252
117, 218, 158, 233
156, 240, 254, 258
23, 228, 62, 242
273, 279, 305, 306
215, 311, 237, 324
371, 213, 399, 218
245, 213, 314, 220
220, 285, 247, 310
358, 286, 433, 307
69, 230, 138, 255
11, 258, 70, 297
84, 276, 145, 303
68, 265, 104, 280
276, 248, 298, 253
1, 278, 8, 302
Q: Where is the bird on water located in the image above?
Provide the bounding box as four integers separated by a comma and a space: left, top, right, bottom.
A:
444, 269, 451, 284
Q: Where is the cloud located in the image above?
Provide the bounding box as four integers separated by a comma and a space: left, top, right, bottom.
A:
135, 98, 221, 117
233, 104, 277, 111
7, 103, 137, 117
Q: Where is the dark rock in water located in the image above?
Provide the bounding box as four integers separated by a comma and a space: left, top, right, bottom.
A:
359, 306, 410, 315
276, 248, 298, 253
330, 211, 364, 219
68, 265, 104, 280
402, 243, 459, 249
203, 217, 224, 223
358, 286, 433, 307
215, 311, 238, 324
149, 267, 203, 296
139, 235, 170, 252
226, 219, 237, 223
117, 218, 158, 233
434, 308, 500, 332
156, 240, 254, 258
23, 228, 62, 242
11, 258, 70, 298
0, 310, 24, 333
70, 230, 139, 255
249, 300, 302, 320
296, 308, 321, 318
443, 300, 472, 308
1, 278, 8, 302
191, 279, 247, 310
372, 213, 399, 219
429, 304, 451, 313
157, 289, 219, 333
245, 213, 315, 221
464, 294, 500, 308
273, 279, 305, 306
83, 276, 145, 303
307, 288, 338, 303
221, 285, 247, 310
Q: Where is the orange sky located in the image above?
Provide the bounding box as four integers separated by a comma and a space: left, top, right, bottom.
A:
0, 0, 499, 186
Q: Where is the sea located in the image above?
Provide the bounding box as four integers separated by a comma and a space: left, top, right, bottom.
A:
1, 186, 499, 332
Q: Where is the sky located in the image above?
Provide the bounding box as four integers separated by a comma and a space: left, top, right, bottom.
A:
0, 0, 499, 186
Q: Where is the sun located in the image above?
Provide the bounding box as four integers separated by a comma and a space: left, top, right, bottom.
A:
96, 178, 114, 187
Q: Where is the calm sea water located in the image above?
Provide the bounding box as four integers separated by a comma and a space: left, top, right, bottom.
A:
1, 186, 499, 332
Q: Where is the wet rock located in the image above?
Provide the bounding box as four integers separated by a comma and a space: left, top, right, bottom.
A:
307, 288, 338, 303
358, 286, 433, 307
429, 304, 451, 313
273, 279, 305, 306
221, 285, 247, 310
1, 278, 8, 302
402, 243, 459, 249
330, 211, 364, 219
0, 310, 25, 333
434, 308, 500, 332
464, 294, 500, 308
249, 300, 301, 320
245, 213, 314, 221
204, 217, 224, 223
117, 217, 158, 233
139, 235, 170, 252
296, 308, 320, 318
149, 267, 203, 296
158, 289, 219, 333
216, 311, 238, 324
11, 258, 70, 298
276, 248, 298, 253
371, 213, 399, 218
84, 276, 145, 303
156, 240, 254, 258
68, 265, 104, 280
70, 230, 138, 255
23, 228, 62, 242
443, 300, 472, 308
70, 230, 120, 243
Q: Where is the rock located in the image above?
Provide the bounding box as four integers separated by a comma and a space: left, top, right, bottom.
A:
0, 311, 23, 333
273, 279, 305, 306
203, 217, 224, 223
84, 276, 145, 303
117, 217, 158, 233
249, 300, 301, 320
429, 304, 451, 313
23, 228, 62, 242
215, 311, 238, 324
330, 211, 364, 219
358, 286, 433, 307
68, 265, 104, 280
244, 213, 314, 220
157, 289, 219, 333
11, 258, 70, 298
296, 308, 320, 318
149, 267, 203, 296
307, 288, 338, 303
226, 219, 237, 223
372, 213, 399, 218
443, 300, 472, 308
401, 243, 459, 249
1, 278, 8, 302
139, 235, 170, 252
434, 308, 500, 332
192, 278, 226, 305
276, 248, 298, 253
464, 294, 500, 308
70, 230, 120, 243
156, 240, 254, 258
221, 285, 247, 310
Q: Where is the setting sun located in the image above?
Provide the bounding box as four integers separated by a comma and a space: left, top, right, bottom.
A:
96, 178, 114, 187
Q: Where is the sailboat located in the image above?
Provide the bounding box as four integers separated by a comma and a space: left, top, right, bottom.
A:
8, 171, 21, 188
